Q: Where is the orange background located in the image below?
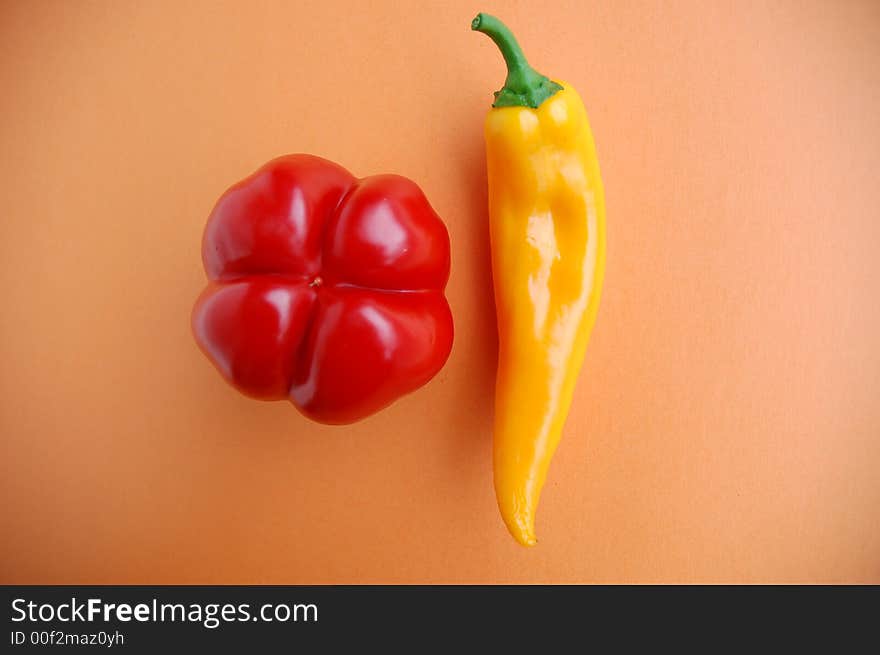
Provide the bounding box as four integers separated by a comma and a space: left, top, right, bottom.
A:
2, 0, 879, 584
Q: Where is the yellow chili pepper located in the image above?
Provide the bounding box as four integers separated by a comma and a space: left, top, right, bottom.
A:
473, 13, 606, 546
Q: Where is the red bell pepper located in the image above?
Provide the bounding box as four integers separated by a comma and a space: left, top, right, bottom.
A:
192, 155, 453, 424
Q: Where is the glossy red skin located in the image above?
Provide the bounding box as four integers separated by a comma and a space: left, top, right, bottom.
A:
192, 155, 453, 424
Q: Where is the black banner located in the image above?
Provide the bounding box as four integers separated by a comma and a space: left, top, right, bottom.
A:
1, 586, 875, 651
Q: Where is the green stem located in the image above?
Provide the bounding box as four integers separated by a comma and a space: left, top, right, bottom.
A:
471, 13, 563, 108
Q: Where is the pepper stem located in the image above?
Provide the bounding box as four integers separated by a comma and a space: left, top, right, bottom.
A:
471, 13, 563, 108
